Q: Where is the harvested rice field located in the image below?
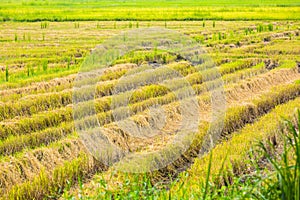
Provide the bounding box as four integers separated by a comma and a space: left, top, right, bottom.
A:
0, 1, 300, 200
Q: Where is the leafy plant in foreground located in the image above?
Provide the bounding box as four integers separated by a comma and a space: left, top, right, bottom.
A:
258, 110, 300, 200
210, 109, 300, 199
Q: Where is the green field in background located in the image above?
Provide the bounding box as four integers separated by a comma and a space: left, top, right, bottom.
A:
1, 0, 300, 21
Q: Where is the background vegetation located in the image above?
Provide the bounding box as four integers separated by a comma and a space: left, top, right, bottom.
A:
0, 0, 300, 21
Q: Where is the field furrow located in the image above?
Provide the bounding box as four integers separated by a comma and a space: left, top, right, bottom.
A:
61, 81, 300, 199
0, 66, 297, 157
2, 75, 299, 199
0, 18, 299, 199
165, 97, 300, 199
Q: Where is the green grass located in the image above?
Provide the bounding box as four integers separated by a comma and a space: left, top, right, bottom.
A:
10, 0, 300, 7
0, 0, 300, 21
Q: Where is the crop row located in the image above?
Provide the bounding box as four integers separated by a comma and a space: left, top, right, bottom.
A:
58, 80, 300, 198
0, 67, 295, 157
2, 78, 299, 199
0, 63, 137, 102
0, 138, 106, 199
100, 77, 300, 172
0, 61, 187, 120
0, 59, 261, 121
1, 20, 299, 199
0, 67, 78, 91
0, 76, 298, 199
0, 61, 279, 144
103, 68, 299, 152
0, 66, 292, 147
0, 74, 75, 102
165, 97, 300, 199
0, 49, 185, 100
